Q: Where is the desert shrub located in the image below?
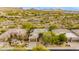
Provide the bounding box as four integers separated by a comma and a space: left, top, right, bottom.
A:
11, 46, 27, 51
35, 25, 45, 29
42, 31, 55, 44
58, 33, 67, 44
50, 36, 59, 44
8, 25, 16, 28
71, 24, 79, 29
48, 25, 58, 31
0, 18, 7, 22
22, 22, 35, 30
0, 28, 6, 34
42, 32, 67, 45
32, 45, 48, 51
50, 34, 67, 45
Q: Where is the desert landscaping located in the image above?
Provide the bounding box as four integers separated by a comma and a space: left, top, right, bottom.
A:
0, 7, 79, 51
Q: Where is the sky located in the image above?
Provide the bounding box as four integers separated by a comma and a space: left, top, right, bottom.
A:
22, 7, 79, 11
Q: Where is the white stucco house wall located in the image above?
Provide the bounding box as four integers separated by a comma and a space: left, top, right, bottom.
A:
29, 29, 48, 42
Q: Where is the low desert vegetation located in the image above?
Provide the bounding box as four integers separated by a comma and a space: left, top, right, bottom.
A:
32, 45, 48, 51
0, 8, 78, 50
42, 32, 67, 45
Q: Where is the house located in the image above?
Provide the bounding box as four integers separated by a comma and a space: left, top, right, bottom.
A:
0, 20, 14, 26
32, 29, 48, 34
0, 29, 28, 47
0, 29, 28, 41
71, 29, 79, 36
52, 29, 79, 41
29, 29, 48, 42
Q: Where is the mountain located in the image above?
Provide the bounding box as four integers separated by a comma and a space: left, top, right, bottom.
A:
22, 7, 79, 11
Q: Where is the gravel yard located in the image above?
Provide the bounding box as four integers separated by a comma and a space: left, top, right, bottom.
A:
47, 42, 79, 50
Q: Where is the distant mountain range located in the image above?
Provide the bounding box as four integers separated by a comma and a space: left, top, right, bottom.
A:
22, 7, 79, 11
0, 7, 79, 11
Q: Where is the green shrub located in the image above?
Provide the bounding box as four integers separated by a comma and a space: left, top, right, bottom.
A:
22, 22, 35, 30
32, 45, 48, 51
8, 25, 16, 28
42, 32, 67, 45
0, 29, 6, 34
48, 25, 58, 31
72, 24, 79, 29
42, 31, 55, 44
51, 36, 59, 44
10, 46, 27, 51
0, 18, 7, 22
58, 33, 67, 44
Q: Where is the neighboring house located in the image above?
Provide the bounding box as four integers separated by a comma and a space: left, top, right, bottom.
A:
52, 29, 79, 41
71, 29, 79, 36
32, 29, 48, 34
0, 20, 15, 26
0, 29, 28, 41
29, 29, 48, 42
5, 16, 22, 18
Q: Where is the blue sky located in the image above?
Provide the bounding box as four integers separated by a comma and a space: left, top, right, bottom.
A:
22, 7, 79, 10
